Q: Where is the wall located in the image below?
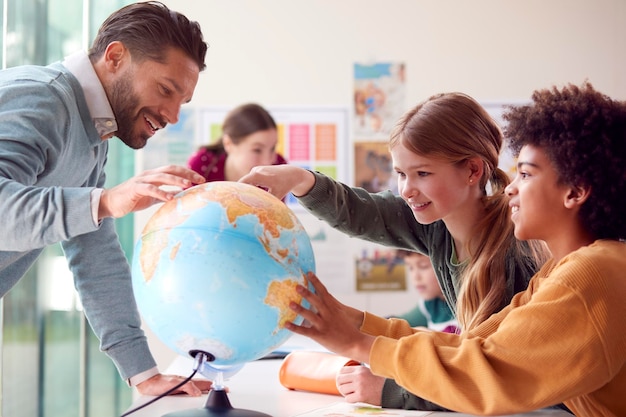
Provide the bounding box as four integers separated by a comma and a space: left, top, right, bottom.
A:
144, 0, 626, 370
165, 0, 625, 106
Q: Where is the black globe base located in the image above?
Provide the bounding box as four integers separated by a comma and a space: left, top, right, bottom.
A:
162, 388, 271, 417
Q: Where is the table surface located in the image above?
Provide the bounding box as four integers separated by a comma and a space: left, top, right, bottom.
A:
124, 336, 572, 417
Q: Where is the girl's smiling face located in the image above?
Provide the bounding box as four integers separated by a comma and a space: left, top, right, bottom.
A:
392, 141, 476, 226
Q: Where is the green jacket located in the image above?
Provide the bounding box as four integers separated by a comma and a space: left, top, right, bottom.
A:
393, 297, 458, 333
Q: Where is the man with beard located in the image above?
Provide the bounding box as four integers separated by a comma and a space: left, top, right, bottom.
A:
0, 2, 213, 396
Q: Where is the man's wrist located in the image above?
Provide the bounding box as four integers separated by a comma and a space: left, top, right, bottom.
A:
126, 367, 159, 387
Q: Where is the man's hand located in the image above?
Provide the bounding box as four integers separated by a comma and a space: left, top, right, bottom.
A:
98, 165, 205, 219
286, 272, 374, 364
136, 373, 213, 397
336, 365, 385, 406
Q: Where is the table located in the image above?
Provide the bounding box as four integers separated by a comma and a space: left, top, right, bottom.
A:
124, 336, 572, 417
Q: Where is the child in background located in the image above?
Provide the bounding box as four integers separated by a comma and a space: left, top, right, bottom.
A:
334, 251, 460, 407
187, 103, 287, 182
391, 250, 458, 333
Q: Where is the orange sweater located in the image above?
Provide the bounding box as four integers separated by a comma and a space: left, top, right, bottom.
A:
363, 240, 626, 417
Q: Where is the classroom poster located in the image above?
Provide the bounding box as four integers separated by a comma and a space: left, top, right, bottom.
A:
353, 62, 406, 139
353, 140, 398, 194
352, 140, 405, 292
349, 62, 407, 293
355, 246, 407, 292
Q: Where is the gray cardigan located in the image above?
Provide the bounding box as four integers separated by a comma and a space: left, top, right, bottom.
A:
299, 171, 538, 410
0, 62, 155, 380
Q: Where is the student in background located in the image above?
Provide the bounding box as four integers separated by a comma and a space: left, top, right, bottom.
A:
336, 250, 459, 406
390, 250, 458, 333
285, 82, 626, 416
187, 103, 287, 182
240, 92, 548, 410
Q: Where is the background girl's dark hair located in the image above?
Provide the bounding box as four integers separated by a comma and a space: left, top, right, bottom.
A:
503, 81, 626, 240
202, 103, 277, 154
88, 1, 207, 71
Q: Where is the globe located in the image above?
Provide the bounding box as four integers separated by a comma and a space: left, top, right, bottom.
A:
131, 181, 316, 367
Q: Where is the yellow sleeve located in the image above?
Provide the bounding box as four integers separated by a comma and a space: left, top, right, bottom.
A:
368, 246, 626, 415
361, 311, 418, 339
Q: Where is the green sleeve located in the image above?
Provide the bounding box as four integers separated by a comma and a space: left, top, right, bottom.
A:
381, 379, 451, 411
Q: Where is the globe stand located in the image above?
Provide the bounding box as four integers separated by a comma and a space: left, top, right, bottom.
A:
162, 350, 271, 417
162, 388, 271, 417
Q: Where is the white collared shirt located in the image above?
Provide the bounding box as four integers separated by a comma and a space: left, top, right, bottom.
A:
62, 50, 117, 138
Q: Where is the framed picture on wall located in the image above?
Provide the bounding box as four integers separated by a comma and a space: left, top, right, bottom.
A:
353, 140, 398, 194
353, 62, 406, 139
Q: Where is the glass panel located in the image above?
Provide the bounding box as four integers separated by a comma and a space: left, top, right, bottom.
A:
1, 267, 40, 417
38, 252, 82, 416
47, 0, 83, 63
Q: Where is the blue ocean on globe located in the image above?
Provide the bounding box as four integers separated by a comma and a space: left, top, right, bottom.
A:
131, 181, 316, 366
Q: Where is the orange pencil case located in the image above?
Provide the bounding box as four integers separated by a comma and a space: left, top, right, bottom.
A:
278, 351, 360, 395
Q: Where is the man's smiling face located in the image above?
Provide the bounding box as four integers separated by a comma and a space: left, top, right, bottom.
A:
109, 46, 199, 149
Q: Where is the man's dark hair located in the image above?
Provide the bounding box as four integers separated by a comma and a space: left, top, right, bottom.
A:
88, 1, 207, 71
503, 81, 626, 241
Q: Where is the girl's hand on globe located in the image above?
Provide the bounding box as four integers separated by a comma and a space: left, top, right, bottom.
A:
239, 165, 315, 199
98, 165, 206, 219
136, 373, 214, 396
286, 272, 374, 364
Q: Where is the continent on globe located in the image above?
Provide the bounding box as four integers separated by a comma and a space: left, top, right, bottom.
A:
131, 181, 316, 366
264, 279, 302, 331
